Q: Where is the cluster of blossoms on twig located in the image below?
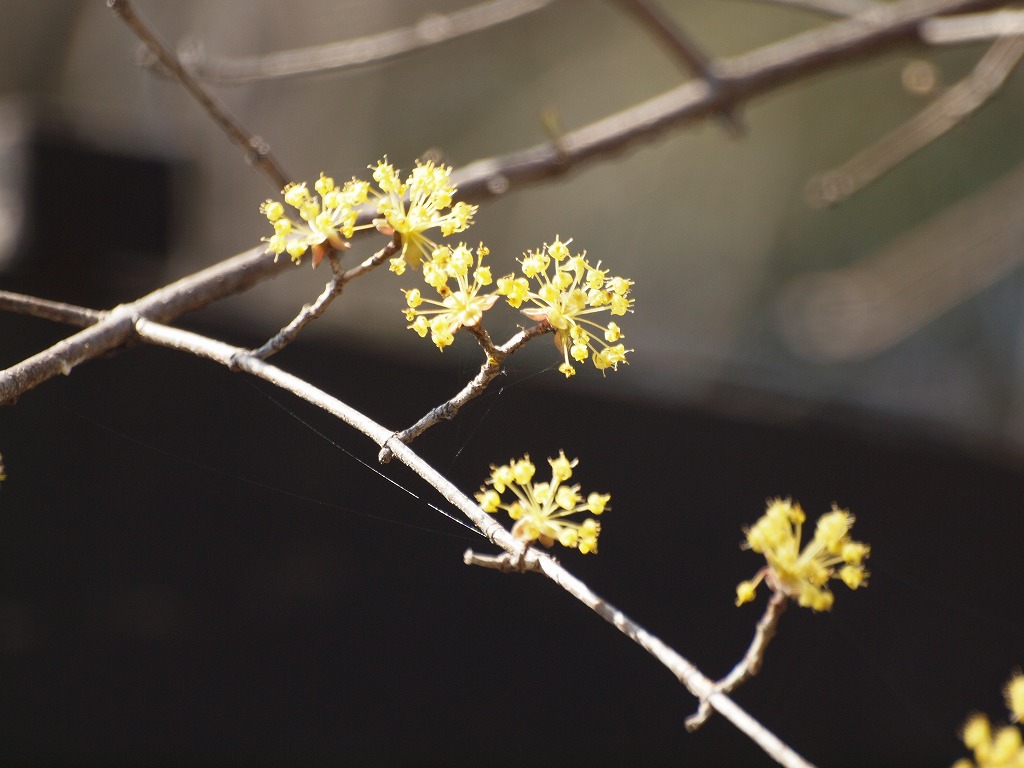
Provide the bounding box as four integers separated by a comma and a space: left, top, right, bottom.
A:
261, 160, 634, 377
735, 498, 870, 612
953, 672, 1024, 768
260, 158, 476, 269
497, 239, 633, 377
475, 452, 609, 554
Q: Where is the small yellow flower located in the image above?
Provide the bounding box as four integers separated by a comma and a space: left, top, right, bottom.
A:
474, 451, 608, 553
371, 158, 477, 271
735, 499, 870, 612
261, 173, 367, 266
401, 244, 498, 351
0, 451, 6, 482
497, 237, 635, 377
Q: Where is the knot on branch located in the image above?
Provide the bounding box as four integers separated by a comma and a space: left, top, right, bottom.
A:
463, 548, 541, 573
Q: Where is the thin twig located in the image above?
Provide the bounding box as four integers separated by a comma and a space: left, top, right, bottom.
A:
750, 0, 882, 15
166, 0, 556, 85
128, 316, 816, 768
0, 293, 103, 327
686, 589, 789, 730
806, 33, 1024, 207
251, 236, 402, 360
449, 0, 1011, 203
753, 0, 1024, 45
615, 0, 744, 133
380, 321, 551, 460
922, 9, 1024, 43
106, 0, 290, 189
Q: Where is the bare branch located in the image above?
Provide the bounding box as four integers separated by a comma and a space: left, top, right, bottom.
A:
687, 589, 789, 730
129, 317, 816, 768
380, 321, 552, 460
170, 0, 556, 85
806, 32, 1024, 206
107, 0, 290, 189
615, 0, 744, 132
0, 292, 103, 327
252, 236, 402, 360
923, 9, 1024, 43
0, 247, 287, 405
450, 0, 1012, 203
751, 0, 882, 16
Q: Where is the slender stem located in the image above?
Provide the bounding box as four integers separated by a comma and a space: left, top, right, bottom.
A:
0, 247, 287, 405
165, 0, 556, 84
0, 292, 103, 327
252, 236, 402, 360
615, 0, 744, 133
686, 589, 789, 730
806, 33, 1024, 206
106, 0, 290, 189
382, 321, 551, 458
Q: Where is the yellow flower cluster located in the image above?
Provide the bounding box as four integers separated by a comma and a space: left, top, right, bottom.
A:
373, 158, 477, 272
953, 672, 1024, 768
496, 237, 634, 377
735, 499, 869, 612
260, 159, 476, 269
262, 163, 636, 376
475, 452, 609, 554
403, 244, 498, 350
261, 173, 366, 265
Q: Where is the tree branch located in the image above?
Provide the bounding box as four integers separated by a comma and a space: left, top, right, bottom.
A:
449, 0, 1012, 202
130, 316, 816, 768
107, 0, 290, 189
162, 0, 556, 84
0, 247, 287, 405
806, 32, 1024, 206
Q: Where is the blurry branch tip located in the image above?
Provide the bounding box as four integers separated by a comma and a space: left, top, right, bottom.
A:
252, 236, 402, 360
806, 32, 1024, 207
615, 0, 745, 133
0, 292, 104, 328
156, 0, 556, 84
107, 0, 290, 189
687, 590, 789, 731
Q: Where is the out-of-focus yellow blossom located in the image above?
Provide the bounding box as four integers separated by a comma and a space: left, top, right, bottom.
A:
371, 158, 477, 272
402, 244, 498, 350
261, 173, 368, 266
735, 498, 870, 612
496, 237, 634, 377
1007, 673, 1024, 725
953, 712, 1024, 767
475, 451, 608, 554
953, 672, 1024, 767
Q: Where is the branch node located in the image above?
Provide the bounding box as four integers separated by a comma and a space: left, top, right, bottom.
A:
463, 547, 539, 573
